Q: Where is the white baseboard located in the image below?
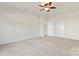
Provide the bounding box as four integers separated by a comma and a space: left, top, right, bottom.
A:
0, 35, 40, 45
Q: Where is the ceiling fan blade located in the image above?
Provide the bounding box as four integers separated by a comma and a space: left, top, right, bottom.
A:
50, 7, 56, 9
49, 2, 52, 6
40, 8, 44, 11
47, 10, 50, 12
39, 5, 44, 7
44, 4, 48, 6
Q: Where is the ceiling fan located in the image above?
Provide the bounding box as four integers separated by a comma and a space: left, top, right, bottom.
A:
39, 2, 56, 12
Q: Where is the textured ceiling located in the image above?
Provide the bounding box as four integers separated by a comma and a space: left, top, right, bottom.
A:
1, 2, 79, 17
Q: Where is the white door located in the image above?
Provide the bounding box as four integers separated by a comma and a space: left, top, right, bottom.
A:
47, 21, 54, 36
55, 20, 64, 37
47, 20, 64, 37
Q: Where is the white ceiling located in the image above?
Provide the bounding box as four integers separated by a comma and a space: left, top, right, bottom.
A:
1, 2, 79, 17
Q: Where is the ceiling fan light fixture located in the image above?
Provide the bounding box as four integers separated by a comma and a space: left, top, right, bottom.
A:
41, 3, 45, 6
38, 2, 56, 12
45, 8, 49, 10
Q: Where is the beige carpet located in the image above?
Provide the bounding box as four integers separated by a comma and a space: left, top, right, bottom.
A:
0, 36, 79, 56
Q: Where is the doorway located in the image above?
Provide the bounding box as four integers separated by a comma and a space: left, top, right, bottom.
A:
47, 20, 64, 37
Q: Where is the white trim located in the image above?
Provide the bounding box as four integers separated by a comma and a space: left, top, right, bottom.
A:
0, 35, 40, 45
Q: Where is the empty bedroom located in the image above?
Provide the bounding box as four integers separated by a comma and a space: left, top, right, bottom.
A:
0, 2, 79, 56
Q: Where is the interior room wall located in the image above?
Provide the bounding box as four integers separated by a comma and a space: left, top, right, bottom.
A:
47, 17, 64, 37
0, 4, 42, 44
40, 16, 49, 37
63, 12, 79, 40
47, 18, 54, 36
52, 11, 79, 40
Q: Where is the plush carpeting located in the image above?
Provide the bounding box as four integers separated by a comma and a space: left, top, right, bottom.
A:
0, 36, 79, 56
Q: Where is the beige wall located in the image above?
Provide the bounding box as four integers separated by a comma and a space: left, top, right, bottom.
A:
48, 17, 64, 37
40, 16, 49, 37
0, 4, 42, 44
64, 12, 79, 40
1, 3, 79, 45
52, 11, 79, 40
